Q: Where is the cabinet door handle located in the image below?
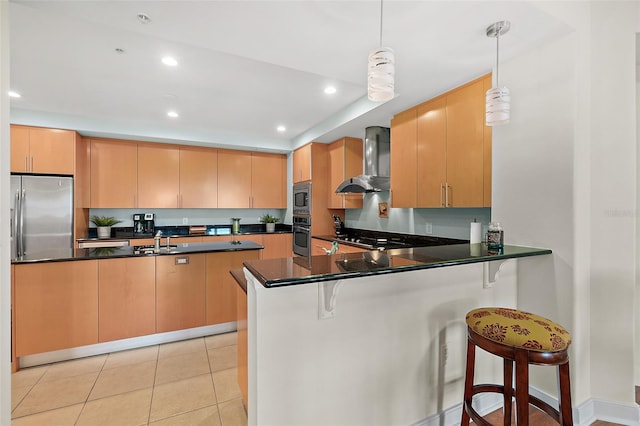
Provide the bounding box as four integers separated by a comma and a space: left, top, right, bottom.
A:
24, 156, 27, 172
440, 183, 444, 207
445, 183, 451, 207
177, 194, 180, 208
30, 156, 33, 172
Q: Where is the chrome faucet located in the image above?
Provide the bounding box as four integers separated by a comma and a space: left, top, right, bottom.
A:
154, 230, 162, 252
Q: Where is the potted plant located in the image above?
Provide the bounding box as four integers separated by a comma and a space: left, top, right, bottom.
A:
90, 215, 122, 239
260, 214, 279, 233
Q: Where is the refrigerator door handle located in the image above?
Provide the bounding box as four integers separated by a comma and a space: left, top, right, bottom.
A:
13, 189, 19, 258
19, 189, 25, 257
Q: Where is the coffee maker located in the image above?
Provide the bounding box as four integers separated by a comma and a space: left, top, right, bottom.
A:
133, 213, 155, 236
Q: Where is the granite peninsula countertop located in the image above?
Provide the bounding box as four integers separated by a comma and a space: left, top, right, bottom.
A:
12, 241, 264, 264
243, 244, 552, 288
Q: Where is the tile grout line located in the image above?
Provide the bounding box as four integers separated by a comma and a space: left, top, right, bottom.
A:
205, 338, 224, 426
145, 345, 161, 425
11, 363, 51, 418
74, 354, 109, 425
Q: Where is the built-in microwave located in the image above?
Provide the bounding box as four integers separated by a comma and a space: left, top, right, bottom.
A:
293, 182, 311, 216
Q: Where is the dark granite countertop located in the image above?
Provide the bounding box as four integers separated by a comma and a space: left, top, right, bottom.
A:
12, 241, 263, 264
244, 244, 552, 288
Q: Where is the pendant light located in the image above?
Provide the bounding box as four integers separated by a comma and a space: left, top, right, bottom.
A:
368, 0, 394, 102
485, 20, 511, 126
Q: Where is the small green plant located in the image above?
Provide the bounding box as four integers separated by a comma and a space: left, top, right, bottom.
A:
260, 214, 279, 224
90, 215, 122, 227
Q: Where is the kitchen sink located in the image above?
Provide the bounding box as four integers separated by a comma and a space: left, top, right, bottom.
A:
134, 244, 178, 255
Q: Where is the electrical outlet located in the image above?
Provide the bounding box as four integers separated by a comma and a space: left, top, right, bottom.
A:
425, 222, 433, 234
182, 217, 188, 225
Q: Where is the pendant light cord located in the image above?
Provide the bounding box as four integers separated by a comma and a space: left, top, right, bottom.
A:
379, 0, 384, 47
495, 23, 500, 87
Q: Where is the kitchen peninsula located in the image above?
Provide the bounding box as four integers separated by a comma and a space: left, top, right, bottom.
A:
11, 241, 262, 370
242, 244, 551, 425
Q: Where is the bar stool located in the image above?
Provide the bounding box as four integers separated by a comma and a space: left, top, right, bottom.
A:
461, 307, 573, 425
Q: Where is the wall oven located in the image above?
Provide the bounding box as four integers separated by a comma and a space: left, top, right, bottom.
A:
292, 215, 311, 257
293, 182, 311, 216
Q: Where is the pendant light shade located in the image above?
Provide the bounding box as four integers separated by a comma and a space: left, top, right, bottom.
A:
368, 47, 395, 102
485, 20, 510, 126
368, 0, 394, 102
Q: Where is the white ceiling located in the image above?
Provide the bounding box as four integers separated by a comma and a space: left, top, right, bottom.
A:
8, 1, 571, 153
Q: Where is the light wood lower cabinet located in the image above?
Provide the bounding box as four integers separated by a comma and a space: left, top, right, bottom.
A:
98, 257, 156, 342
14, 260, 98, 357
261, 233, 292, 259
206, 250, 260, 325
156, 254, 206, 333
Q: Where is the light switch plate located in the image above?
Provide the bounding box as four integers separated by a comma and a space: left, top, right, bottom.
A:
182, 217, 188, 225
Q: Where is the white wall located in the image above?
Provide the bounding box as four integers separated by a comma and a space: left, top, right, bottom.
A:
345, 192, 491, 240
0, 2, 10, 425
495, 1, 638, 411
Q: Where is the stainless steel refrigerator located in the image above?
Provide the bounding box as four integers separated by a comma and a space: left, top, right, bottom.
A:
11, 175, 74, 260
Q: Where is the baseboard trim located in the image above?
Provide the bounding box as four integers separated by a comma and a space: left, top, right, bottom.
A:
410, 393, 503, 426
19, 322, 236, 368
411, 388, 640, 426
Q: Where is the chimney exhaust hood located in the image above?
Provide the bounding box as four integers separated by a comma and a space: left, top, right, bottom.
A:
336, 126, 390, 193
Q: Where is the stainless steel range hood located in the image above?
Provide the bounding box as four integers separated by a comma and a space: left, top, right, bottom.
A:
336, 126, 390, 193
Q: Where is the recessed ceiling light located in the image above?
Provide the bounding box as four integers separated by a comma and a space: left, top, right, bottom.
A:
276, 125, 286, 132
167, 111, 179, 118
8, 91, 21, 98
137, 13, 151, 24
324, 86, 337, 95
162, 56, 178, 67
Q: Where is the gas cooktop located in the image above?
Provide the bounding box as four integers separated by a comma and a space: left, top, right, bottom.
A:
334, 236, 412, 250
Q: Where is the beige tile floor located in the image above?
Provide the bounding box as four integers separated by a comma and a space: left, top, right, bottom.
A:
12, 332, 247, 426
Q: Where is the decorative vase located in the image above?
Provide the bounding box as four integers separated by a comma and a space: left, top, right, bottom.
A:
266, 223, 276, 233
97, 226, 111, 239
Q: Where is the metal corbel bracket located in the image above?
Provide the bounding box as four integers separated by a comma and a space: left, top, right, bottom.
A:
483, 259, 510, 288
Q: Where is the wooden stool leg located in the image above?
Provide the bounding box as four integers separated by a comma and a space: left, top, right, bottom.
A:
461, 337, 476, 425
514, 350, 529, 426
558, 362, 573, 426
503, 358, 513, 426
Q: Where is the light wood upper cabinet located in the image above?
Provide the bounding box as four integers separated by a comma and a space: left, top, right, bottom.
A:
180, 146, 218, 208
416, 97, 447, 207
11, 125, 76, 174
218, 150, 287, 208
251, 152, 286, 208
156, 253, 206, 333
137, 143, 180, 208
482, 75, 493, 208
218, 150, 252, 208
445, 78, 485, 207
14, 260, 98, 357
390, 74, 492, 208
390, 108, 418, 208
90, 138, 138, 208
10, 126, 30, 173
98, 257, 155, 342
293, 144, 312, 183
206, 250, 260, 325
328, 137, 363, 209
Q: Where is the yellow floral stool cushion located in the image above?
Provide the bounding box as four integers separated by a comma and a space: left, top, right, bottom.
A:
466, 307, 571, 352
